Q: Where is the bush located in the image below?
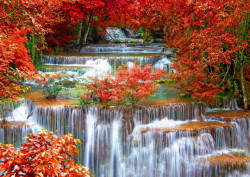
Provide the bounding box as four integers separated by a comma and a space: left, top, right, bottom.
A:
37, 73, 63, 99
0, 130, 92, 176
81, 63, 166, 106
36, 72, 78, 99
116, 63, 166, 105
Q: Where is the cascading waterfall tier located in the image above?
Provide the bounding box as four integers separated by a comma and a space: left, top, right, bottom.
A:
0, 122, 33, 147
196, 151, 250, 177
42, 55, 173, 71
40, 44, 175, 78
0, 99, 41, 147
7, 99, 245, 177
206, 110, 250, 149
105, 28, 143, 43
80, 44, 172, 54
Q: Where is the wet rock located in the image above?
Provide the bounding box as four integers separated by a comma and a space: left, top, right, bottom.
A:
139, 121, 233, 134
206, 110, 250, 122
24, 91, 78, 107
196, 152, 250, 176
0, 121, 30, 128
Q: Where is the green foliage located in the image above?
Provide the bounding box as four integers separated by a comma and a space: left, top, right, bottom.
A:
43, 79, 63, 99
36, 72, 78, 99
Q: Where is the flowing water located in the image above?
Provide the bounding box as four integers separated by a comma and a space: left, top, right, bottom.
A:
105, 28, 143, 43
40, 44, 175, 79
1, 44, 249, 177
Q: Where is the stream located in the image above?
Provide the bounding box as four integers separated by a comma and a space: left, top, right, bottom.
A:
1, 43, 249, 177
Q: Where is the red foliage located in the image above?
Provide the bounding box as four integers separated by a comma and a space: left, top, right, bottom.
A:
115, 64, 166, 104
45, 0, 106, 47
46, 22, 76, 47
126, 0, 249, 103
85, 74, 124, 104
84, 64, 166, 105
0, 0, 68, 101
0, 0, 132, 101
54, 0, 132, 37
0, 130, 92, 177
0, 27, 36, 101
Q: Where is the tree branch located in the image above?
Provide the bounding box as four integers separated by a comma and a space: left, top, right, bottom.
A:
0, 10, 16, 20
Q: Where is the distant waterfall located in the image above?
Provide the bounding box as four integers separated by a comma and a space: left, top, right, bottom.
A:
105, 28, 126, 41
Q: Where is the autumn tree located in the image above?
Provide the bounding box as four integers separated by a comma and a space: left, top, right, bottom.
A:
82, 63, 166, 106
0, 0, 133, 102
0, 0, 76, 101
53, 0, 132, 46
127, 0, 249, 108
0, 130, 92, 176
115, 64, 166, 105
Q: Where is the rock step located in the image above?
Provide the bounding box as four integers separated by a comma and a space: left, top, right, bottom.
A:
139, 120, 233, 134
132, 120, 242, 150
196, 152, 250, 176
206, 110, 250, 122
206, 110, 250, 149
0, 121, 30, 128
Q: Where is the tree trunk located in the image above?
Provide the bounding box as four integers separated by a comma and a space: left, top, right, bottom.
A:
31, 34, 35, 63
241, 64, 248, 110
76, 20, 83, 45
82, 9, 95, 45
4, 127, 7, 144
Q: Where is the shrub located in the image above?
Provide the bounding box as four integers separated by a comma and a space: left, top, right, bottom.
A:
81, 63, 166, 106
116, 63, 166, 105
36, 72, 77, 99
0, 130, 92, 177
83, 74, 125, 106
37, 73, 63, 99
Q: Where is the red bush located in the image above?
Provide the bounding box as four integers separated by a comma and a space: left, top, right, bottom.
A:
84, 63, 166, 105
0, 130, 92, 177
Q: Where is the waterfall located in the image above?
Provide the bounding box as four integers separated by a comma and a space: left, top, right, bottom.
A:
105, 28, 126, 41
1, 41, 249, 176
0, 99, 41, 146
1, 100, 245, 177
105, 28, 143, 43
84, 108, 98, 170
153, 57, 177, 73
80, 44, 171, 54
43, 55, 166, 70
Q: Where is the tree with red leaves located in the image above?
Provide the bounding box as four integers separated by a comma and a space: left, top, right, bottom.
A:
115, 64, 166, 105
127, 0, 249, 109
0, 0, 133, 101
0, 0, 55, 101
83, 63, 166, 106
0, 130, 92, 177
52, 0, 132, 46
0, 0, 69, 101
